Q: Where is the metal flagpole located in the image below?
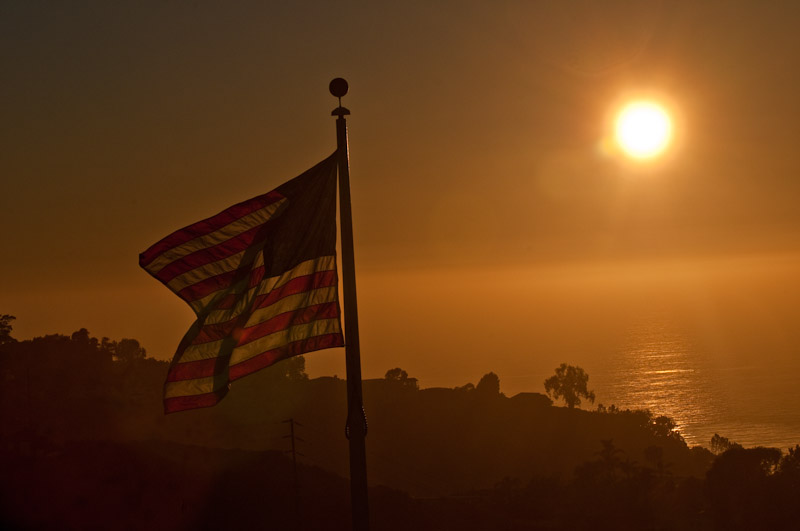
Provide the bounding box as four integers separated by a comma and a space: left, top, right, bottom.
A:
329, 77, 370, 531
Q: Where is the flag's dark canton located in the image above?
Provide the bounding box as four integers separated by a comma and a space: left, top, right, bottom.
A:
139, 154, 344, 413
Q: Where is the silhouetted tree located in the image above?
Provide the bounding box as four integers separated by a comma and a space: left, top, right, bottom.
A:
71, 328, 96, 348
113, 338, 147, 363
650, 415, 684, 442
706, 446, 783, 530
277, 355, 308, 381
643, 445, 672, 479
543, 363, 595, 409
597, 439, 634, 479
596, 403, 621, 414
0, 314, 15, 345
778, 444, 800, 476
710, 433, 742, 454
384, 367, 418, 389
385, 367, 408, 381
773, 444, 800, 529
568, 438, 698, 530
476, 372, 500, 395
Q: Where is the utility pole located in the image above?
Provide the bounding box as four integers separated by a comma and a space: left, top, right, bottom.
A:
282, 418, 304, 529
282, 417, 303, 485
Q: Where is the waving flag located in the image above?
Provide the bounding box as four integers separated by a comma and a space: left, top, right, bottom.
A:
140, 154, 344, 413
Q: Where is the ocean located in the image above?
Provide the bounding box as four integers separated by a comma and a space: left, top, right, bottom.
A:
589, 312, 800, 449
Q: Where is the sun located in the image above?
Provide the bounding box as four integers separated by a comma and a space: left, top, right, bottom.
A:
615, 101, 673, 159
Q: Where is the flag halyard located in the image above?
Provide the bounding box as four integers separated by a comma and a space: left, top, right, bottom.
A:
140, 154, 344, 413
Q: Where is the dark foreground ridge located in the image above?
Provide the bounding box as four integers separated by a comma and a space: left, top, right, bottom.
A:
2, 321, 799, 530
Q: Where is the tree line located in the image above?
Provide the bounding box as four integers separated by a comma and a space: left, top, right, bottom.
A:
2, 315, 799, 530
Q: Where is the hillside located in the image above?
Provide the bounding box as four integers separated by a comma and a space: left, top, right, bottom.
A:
4, 327, 800, 529
1, 328, 712, 497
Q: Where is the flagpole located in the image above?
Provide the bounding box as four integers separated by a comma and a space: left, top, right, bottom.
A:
330, 77, 370, 531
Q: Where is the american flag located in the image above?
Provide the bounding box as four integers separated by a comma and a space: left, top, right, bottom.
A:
140, 155, 344, 413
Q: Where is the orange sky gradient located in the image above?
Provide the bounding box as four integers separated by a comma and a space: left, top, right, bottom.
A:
2, 1, 799, 396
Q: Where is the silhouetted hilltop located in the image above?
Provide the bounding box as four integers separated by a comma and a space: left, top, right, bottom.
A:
3, 324, 800, 529
2, 326, 710, 496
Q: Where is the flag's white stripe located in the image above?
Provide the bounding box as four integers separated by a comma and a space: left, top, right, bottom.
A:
145, 198, 287, 275
170, 318, 341, 385
186, 252, 266, 314
167, 249, 250, 292
178, 310, 341, 364
165, 322, 341, 400
180, 338, 228, 363
164, 371, 229, 399
199, 255, 337, 324
177, 286, 337, 362
243, 286, 339, 329
230, 319, 341, 366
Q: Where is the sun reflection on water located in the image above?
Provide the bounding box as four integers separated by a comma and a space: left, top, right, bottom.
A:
590, 313, 800, 449
594, 315, 720, 447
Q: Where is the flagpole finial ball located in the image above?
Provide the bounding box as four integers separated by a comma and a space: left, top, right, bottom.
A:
329, 78, 348, 98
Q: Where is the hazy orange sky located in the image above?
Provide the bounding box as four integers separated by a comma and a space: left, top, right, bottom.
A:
3, 1, 799, 395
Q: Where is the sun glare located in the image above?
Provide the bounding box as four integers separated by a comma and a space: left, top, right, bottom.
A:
615, 101, 673, 159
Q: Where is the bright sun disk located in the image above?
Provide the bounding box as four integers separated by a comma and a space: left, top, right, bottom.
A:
615, 101, 672, 159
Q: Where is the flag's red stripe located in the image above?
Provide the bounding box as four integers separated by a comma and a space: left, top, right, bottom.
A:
190, 271, 338, 344
214, 292, 245, 311
192, 320, 242, 345
169, 303, 340, 381
166, 354, 232, 382
193, 275, 339, 345
139, 191, 283, 268
167, 324, 343, 383
237, 302, 341, 346
253, 270, 339, 311
178, 262, 266, 303
154, 224, 269, 282
229, 333, 344, 381
163, 387, 228, 414
208, 269, 338, 313
177, 269, 243, 302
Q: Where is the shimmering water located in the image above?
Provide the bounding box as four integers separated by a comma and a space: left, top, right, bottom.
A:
311, 255, 800, 451
590, 314, 800, 449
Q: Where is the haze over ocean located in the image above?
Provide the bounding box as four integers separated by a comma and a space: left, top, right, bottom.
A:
305, 252, 800, 449
583, 254, 800, 449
